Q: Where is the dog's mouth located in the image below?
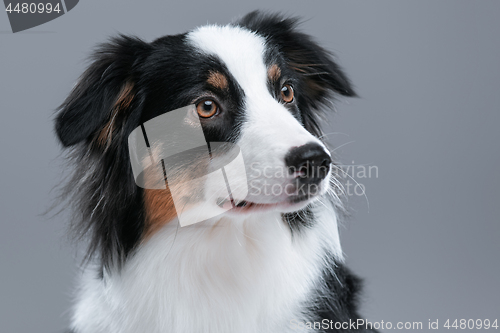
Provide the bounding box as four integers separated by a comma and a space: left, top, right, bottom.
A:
216, 195, 312, 214
216, 198, 275, 212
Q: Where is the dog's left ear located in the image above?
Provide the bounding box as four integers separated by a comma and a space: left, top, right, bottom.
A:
238, 11, 356, 108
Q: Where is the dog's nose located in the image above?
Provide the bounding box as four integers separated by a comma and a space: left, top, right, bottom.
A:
285, 143, 331, 184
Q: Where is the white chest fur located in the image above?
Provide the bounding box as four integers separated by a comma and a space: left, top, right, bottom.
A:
71, 207, 342, 333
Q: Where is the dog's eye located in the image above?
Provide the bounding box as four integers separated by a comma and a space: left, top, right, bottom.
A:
196, 99, 219, 118
281, 84, 294, 103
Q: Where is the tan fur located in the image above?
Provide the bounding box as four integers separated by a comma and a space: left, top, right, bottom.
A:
97, 81, 135, 148
207, 71, 229, 90
143, 187, 177, 239
267, 64, 281, 82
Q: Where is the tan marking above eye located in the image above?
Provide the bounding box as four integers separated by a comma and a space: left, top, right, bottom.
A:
196, 99, 219, 118
281, 84, 294, 103
207, 71, 228, 90
268, 64, 281, 82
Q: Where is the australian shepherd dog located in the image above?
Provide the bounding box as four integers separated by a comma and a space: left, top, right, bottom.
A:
55, 11, 377, 333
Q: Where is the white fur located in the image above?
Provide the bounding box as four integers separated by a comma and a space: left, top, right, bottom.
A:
72, 207, 342, 333
71, 25, 343, 333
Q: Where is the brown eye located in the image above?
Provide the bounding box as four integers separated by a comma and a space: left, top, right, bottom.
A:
281, 84, 294, 103
196, 99, 218, 118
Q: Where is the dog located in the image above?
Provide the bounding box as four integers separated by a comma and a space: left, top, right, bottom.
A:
55, 11, 377, 333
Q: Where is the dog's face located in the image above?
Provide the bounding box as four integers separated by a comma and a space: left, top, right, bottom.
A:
141, 25, 335, 216
187, 25, 332, 212
55, 12, 354, 267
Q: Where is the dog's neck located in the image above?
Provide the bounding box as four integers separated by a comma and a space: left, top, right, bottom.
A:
72, 207, 343, 333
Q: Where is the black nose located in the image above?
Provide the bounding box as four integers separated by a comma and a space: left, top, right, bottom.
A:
285, 143, 332, 184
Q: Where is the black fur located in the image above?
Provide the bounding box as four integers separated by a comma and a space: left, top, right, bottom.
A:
313, 261, 379, 333
56, 35, 151, 271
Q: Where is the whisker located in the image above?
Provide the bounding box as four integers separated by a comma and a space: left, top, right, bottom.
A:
316, 131, 350, 141
330, 164, 370, 211
330, 140, 356, 153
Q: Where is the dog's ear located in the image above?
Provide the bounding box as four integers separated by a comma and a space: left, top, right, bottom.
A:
55, 35, 151, 147
238, 11, 356, 108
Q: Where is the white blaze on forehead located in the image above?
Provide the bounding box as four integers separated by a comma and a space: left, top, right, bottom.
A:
187, 25, 268, 96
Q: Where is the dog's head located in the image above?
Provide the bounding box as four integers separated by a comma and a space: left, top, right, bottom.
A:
55, 11, 355, 269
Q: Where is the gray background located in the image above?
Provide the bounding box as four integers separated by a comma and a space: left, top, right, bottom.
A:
1, 1, 499, 332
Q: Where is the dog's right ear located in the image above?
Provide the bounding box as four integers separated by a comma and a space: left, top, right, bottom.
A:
55, 35, 151, 147
238, 11, 356, 104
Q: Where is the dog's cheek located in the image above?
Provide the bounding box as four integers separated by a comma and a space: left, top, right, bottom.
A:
142, 188, 177, 240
